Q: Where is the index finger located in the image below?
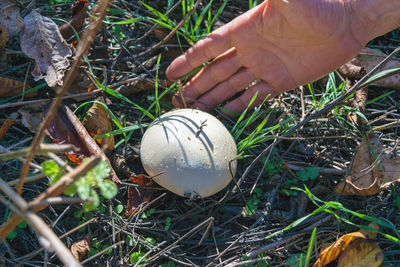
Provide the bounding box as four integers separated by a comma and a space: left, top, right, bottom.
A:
166, 25, 233, 81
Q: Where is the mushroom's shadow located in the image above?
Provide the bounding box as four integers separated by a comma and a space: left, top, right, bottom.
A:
152, 114, 215, 170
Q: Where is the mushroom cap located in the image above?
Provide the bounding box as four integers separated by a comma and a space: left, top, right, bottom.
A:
140, 109, 237, 198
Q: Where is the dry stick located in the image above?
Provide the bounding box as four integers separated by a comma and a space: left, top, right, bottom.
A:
245, 215, 333, 259
16, 217, 97, 262
233, 46, 400, 192
0, 145, 42, 171
146, 217, 215, 263
0, 179, 81, 267
15, 0, 112, 195
0, 88, 103, 110
80, 240, 125, 265
27, 196, 92, 208
0, 156, 101, 238
137, 0, 202, 57
0, 144, 78, 161
7, 173, 46, 187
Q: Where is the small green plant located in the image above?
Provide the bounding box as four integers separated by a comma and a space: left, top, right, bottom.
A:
130, 237, 157, 265
243, 188, 263, 216
42, 159, 118, 211
164, 217, 172, 230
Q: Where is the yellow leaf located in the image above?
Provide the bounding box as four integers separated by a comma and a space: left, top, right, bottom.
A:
313, 223, 379, 267
337, 239, 383, 267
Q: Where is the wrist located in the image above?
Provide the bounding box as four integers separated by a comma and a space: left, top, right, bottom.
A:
351, 0, 400, 44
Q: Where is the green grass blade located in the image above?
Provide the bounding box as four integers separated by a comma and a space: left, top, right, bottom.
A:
304, 227, 317, 267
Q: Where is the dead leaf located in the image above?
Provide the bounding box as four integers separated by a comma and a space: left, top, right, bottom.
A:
20, 9, 72, 87
347, 88, 367, 127
0, 76, 34, 98
0, 0, 24, 37
70, 236, 91, 262
313, 223, 379, 267
335, 132, 400, 196
59, 0, 89, 41
337, 239, 383, 267
116, 78, 172, 96
0, 25, 8, 71
344, 47, 400, 89
126, 174, 153, 216
45, 104, 121, 183
17, 103, 46, 133
0, 112, 17, 140
83, 97, 114, 151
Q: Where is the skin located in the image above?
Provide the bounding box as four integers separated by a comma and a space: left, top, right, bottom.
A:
166, 0, 400, 114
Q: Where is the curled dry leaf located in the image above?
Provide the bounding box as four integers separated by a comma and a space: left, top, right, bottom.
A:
0, 0, 24, 37
45, 104, 121, 183
17, 102, 46, 133
0, 25, 8, 71
83, 97, 114, 151
0, 112, 17, 140
0, 76, 34, 98
343, 47, 400, 89
20, 10, 72, 87
313, 222, 379, 267
126, 174, 153, 216
335, 132, 400, 196
337, 239, 383, 267
59, 0, 89, 41
70, 236, 91, 262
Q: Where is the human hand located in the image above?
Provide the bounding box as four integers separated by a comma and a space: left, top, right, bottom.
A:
166, 0, 372, 114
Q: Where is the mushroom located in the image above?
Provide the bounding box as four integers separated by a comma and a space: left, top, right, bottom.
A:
140, 109, 237, 198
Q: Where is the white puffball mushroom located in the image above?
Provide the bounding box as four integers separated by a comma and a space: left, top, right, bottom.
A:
140, 109, 237, 198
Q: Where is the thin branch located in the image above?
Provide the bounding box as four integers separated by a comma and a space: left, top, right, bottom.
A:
0, 144, 78, 161
0, 178, 81, 267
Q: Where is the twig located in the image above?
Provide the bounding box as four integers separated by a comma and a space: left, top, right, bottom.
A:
80, 240, 125, 264
16, 218, 97, 262
7, 173, 46, 187
0, 145, 42, 171
15, 0, 112, 194
0, 156, 101, 238
0, 144, 78, 161
0, 178, 81, 267
27, 196, 92, 208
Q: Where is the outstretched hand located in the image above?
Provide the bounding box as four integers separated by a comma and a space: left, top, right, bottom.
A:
166, 0, 370, 114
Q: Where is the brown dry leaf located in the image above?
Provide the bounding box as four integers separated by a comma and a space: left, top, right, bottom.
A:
45, 104, 121, 183
313, 223, 379, 267
83, 97, 114, 151
126, 174, 153, 216
70, 237, 91, 262
337, 239, 383, 267
0, 76, 34, 98
0, 25, 8, 71
335, 132, 400, 196
116, 78, 172, 96
17, 103, 46, 133
345, 47, 400, 89
59, 0, 89, 41
0, 112, 17, 140
20, 10, 72, 87
0, 0, 24, 37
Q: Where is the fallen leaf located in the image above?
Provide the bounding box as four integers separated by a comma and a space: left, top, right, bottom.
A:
83, 97, 114, 151
70, 236, 91, 262
0, 25, 8, 71
343, 47, 400, 89
337, 239, 383, 267
313, 223, 379, 267
335, 132, 400, 196
20, 10, 72, 87
347, 88, 367, 127
0, 112, 17, 140
0, 0, 24, 37
45, 104, 121, 183
0, 76, 34, 98
126, 174, 153, 216
17, 103, 46, 133
116, 78, 171, 96
59, 0, 89, 41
